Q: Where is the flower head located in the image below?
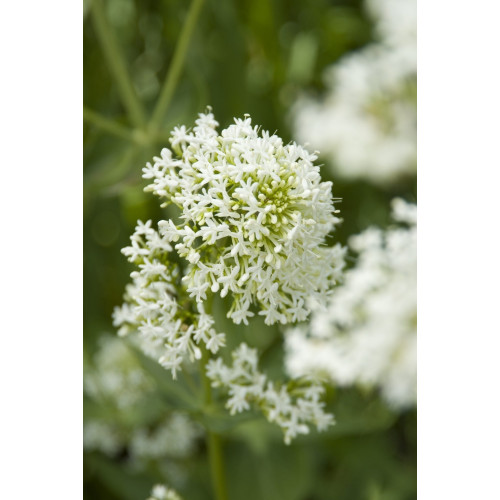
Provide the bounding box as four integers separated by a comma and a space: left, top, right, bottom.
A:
143, 109, 344, 325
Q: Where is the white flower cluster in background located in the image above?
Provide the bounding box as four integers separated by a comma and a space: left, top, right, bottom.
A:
83, 420, 125, 456
146, 484, 183, 500
83, 414, 201, 463
207, 343, 334, 444
285, 199, 416, 409
113, 220, 226, 378
83, 337, 201, 460
143, 110, 345, 325
131, 413, 202, 461
366, 0, 416, 48
84, 335, 154, 409
293, 0, 416, 184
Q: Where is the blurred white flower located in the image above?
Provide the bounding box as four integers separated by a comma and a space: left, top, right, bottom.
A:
83, 414, 201, 463
84, 337, 202, 461
143, 109, 345, 325
83, 420, 124, 456
293, 0, 416, 184
146, 484, 183, 500
366, 0, 416, 48
130, 414, 202, 461
84, 335, 153, 409
207, 342, 334, 444
285, 199, 416, 409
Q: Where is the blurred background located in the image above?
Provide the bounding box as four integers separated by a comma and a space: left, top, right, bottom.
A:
83, 0, 416, 498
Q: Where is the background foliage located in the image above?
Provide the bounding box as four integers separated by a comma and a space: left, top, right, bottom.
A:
83, 0, 417, 498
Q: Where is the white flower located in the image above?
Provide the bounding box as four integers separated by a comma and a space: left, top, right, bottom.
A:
83, 420, 124, 456
113, 221, 226, 378
285, 199, 417, 409
146, 484, 183, 500
83, 336, 153, 409
144, 109, 345, 325
207, 343, 334, 444
366, 0, 416, 48
293, 0, 416, 184
84, 336, 202, 462
130, 414, 202, 461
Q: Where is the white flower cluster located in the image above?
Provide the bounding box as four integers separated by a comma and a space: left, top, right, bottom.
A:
207, 343, 334, 444
293, 0, 416, 184
285, 199, 417, 409
366, 0, 416, 48
146, 484, 183, 500
83, 415, 202, 461
113, 220, 226, 378
83, 420, 124, 456
131, 414, 202, 461
83, 337, 202, 460
143, 110, 344, 325
84, 335, 153, 409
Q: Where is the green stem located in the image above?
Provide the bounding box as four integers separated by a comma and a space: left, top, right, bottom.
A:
83, 106, 173, 148
149, 0, 206, 132
201, 348, 228, 500
90, 0, 146, 128
83, 106, 135, 141
207, 431, 228, 500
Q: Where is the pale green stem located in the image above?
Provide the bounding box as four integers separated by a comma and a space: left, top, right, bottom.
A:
84, 105, 173, 147
149, 0, 206, 132
207, 431, 228, 500
200, 348, 228, 500
90, 0, 146, 128
83, 106, 135, 142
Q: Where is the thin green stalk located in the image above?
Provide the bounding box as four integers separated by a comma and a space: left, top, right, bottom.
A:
149, 0, 206, 132
90, 0, 146, 128
83, 106, 135, 141
207, 431, 227, 500
201, 348, 228, 500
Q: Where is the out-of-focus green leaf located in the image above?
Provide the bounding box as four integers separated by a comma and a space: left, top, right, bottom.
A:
85, 454, 153, 500
325, 389, 397, 438
126, 342, 200, 411
224, 440, 311, 500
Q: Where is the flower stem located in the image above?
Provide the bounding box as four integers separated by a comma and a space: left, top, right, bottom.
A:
149, 0, 206, 132
90, 0, 146, 128
200, 348, 228, 500
207, 431, 228, 500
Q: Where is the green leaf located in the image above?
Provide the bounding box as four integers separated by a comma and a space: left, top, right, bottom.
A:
224, 441, 311, 500
85, 454, 152, 500
126, 343, 200, 411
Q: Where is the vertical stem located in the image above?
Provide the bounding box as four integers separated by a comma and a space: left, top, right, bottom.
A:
207, 431, 228, 500
201, 348, 228, 500
149, 0, 206, 132
90, 0, 146, 128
